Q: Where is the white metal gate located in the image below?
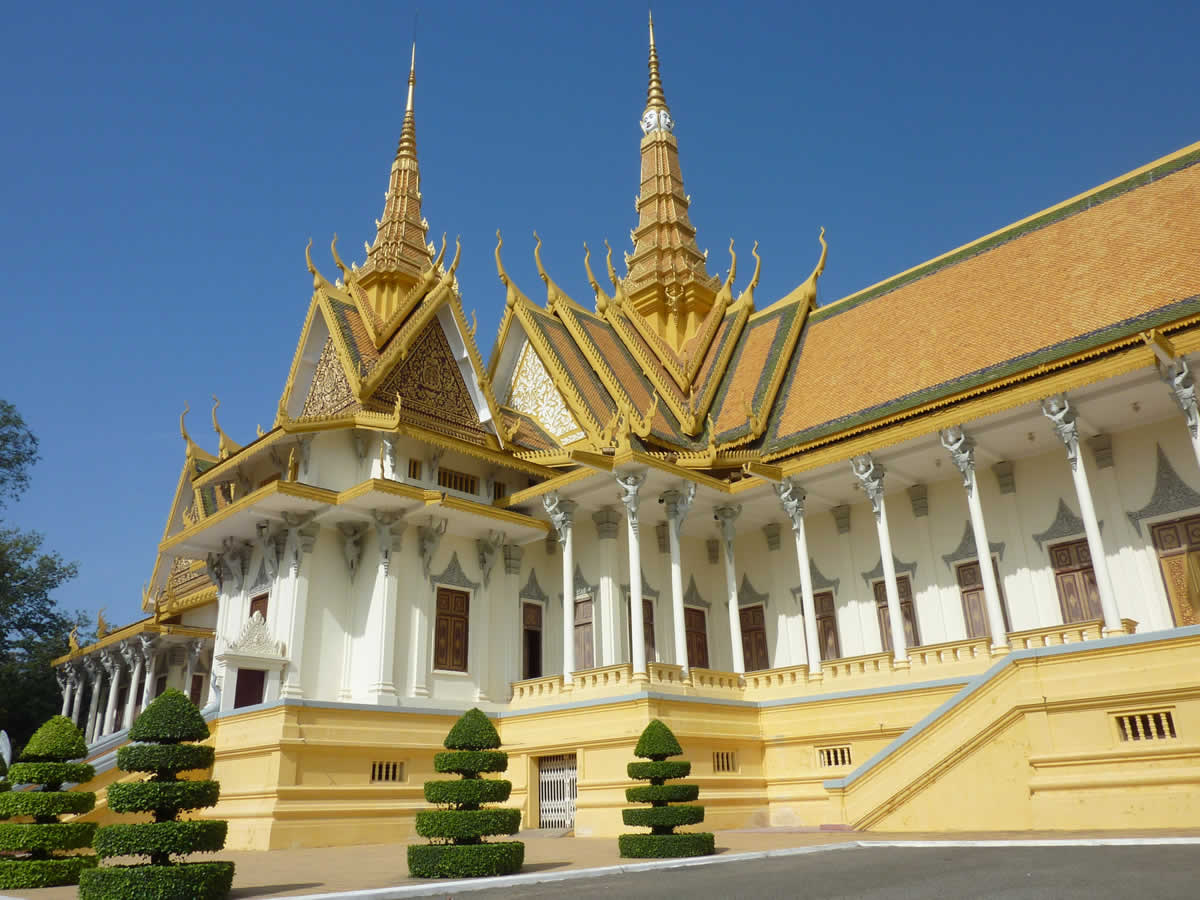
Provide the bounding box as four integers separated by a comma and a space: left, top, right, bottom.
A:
537, 754, 577, 829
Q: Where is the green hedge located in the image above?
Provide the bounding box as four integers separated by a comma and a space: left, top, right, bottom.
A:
635, 719, 683, 760
79, 860, 235, 900
443, 708, 502, 750
622, 805, 705, 828
617, 832, 715, 858
20, 715, 88, 761
627, 760, 691, 782
118, 743, 215, 776
407, 842, 524, 878
0, 821, 97, 852
107, 780, 221, 816
0, 855, 98, 890
434, 750, 508, 776
7, 761, 95, 787
128, 690, 210, 744
625, 783, 699, 804
0, 790, 95, 817
94, 821, 228, 859
424, 778, 512, 808
415, 808, 521, 840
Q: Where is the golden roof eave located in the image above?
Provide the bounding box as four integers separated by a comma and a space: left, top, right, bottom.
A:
53, 620, 215, 666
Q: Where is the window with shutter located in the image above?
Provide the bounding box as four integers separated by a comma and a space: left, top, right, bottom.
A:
434, 588, 470, 672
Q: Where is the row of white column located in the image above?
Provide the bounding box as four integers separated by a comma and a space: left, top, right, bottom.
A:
539, 380, 1200, 682
58, 636, 156, 745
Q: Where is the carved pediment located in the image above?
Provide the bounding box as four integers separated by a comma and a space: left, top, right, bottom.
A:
227, 611, 283, 658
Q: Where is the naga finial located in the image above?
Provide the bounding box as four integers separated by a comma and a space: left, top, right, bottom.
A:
434, 233, 448, 271
736, 241, 762, 307
331, 233, 349, 283
180, 402, 201, 458
780, 228, 827, 312
446, 235, 463, 277
583, 242, 610, 313
532, 231, 548, 285
305, 238, 325, 290
723, 238, 737, 293
495, 230, 510, 287
211, 395, 241, 461
603, 239, 619, 289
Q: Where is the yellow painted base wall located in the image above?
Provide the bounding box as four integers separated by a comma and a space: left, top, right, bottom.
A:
67, 630, 1200, 849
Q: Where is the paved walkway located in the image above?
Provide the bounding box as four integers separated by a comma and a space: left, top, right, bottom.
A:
5, 829, 1199, 900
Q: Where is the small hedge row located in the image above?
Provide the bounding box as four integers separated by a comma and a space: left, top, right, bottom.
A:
0, 716, 97, 890
618, 719, 713, 859
408, 709, 524, 879
80, 690, 233, 900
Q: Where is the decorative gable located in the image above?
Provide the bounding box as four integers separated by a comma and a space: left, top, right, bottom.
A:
505, 340, 584, 445
301, 337, 356, 418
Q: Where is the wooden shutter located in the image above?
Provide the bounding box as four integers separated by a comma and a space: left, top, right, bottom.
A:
684, 608, 709, 669
739, 605, 769, 671
522, 602, 543, 679
814, 591, 841, 661
874, 581, 893, 653
189, 675, 204, 706
875, 578, 920, 650
233, 669, 265, 708
434, 588, 470, 672
574, 596, 594, 671
249, 593, 268, 620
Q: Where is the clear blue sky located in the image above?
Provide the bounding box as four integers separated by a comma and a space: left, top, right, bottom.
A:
1, 0, 1196, 631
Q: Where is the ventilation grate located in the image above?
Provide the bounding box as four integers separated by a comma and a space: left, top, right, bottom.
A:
438, 467, 479, 495
818, 746, 853, 767
371, 761, 405, 782
1115, 711, 1176, 742
713, 751, 737, 773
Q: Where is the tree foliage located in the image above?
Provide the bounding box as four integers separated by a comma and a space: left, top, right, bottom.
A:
0, 400, 80, 755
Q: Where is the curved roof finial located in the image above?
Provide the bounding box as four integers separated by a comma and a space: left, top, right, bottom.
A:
180, 402, 201, 459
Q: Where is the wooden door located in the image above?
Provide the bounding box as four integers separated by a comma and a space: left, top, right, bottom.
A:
814, 591, 841, 661
188, 674, 204, 706
434, 588, 470, 671
1150, 517, 1200, 626
739, 605, 770, 671
875, 577, 920, 652
1049, 540, 1104, 623
574, 596, 594, 671
684, 607, 709, 669
522, 602, 543, 679
956, 559, 1011, 638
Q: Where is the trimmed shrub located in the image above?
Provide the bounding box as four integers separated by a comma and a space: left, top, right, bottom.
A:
0, 715, 97, 890
407, 708, 524, 879
618, 719, 713, 859
79, 689, 233, 900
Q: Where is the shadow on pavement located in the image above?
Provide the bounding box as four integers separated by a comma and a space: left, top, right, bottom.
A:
231, 882, 324, 898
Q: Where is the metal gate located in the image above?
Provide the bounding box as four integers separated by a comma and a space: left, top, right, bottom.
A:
537, 754, 577, 829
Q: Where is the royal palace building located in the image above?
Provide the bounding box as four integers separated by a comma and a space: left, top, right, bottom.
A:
53, 23, 1200, 848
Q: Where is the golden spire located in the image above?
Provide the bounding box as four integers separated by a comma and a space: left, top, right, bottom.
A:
626, 13, 718, 350
646, 12, 669, 115
359, 42, 431, 292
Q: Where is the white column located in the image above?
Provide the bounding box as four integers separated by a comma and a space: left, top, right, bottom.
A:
473, 531, 502, 702
1043, 396, 1122, 634
366, 512, 404, 704
69, 667, 84, 724
83, 657, 104, 744
777, 479, 822, 675
715, 505, 745, 674
852, 454, 908, 664
101, 650, 123, 736
661, 483, 697, 674
1163, 358, 1200, 472
503, 544, 524, 692
617, 473, 648, 680
141, 643, 159, 708
123, 647, 144, 727
593, 509, 621, 666
942, 427, 1010, 651
543, 492, 578, 684
279, 515, 317, 700
411, 519, 446, 697
57, 669, 71, 716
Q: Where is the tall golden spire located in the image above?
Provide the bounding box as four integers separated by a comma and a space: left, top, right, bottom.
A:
645, 12, 668, 115
625, 13, 718, 351
359, 43, 432, 299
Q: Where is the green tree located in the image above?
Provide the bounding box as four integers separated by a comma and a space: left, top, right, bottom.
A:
80, 689, 233, 900
0, 400, 79, 754
619, 719, 714, 858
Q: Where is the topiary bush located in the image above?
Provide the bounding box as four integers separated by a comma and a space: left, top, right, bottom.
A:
618, 719, 714, 859
407, 708, 524, 878
0, 715, 97, 889
79, 688, 233, 900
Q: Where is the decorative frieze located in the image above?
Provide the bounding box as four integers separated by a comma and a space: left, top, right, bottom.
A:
738, 574, 769, 608
1127, 445, 1200, 535
942, 520, 1005, 570
227, 611, 283, 658
1033, 498, 1100, 549
683, 575, 709, 609
432, 551, 481, 590
860, 554, 918, 585
519, 569, 549, 604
